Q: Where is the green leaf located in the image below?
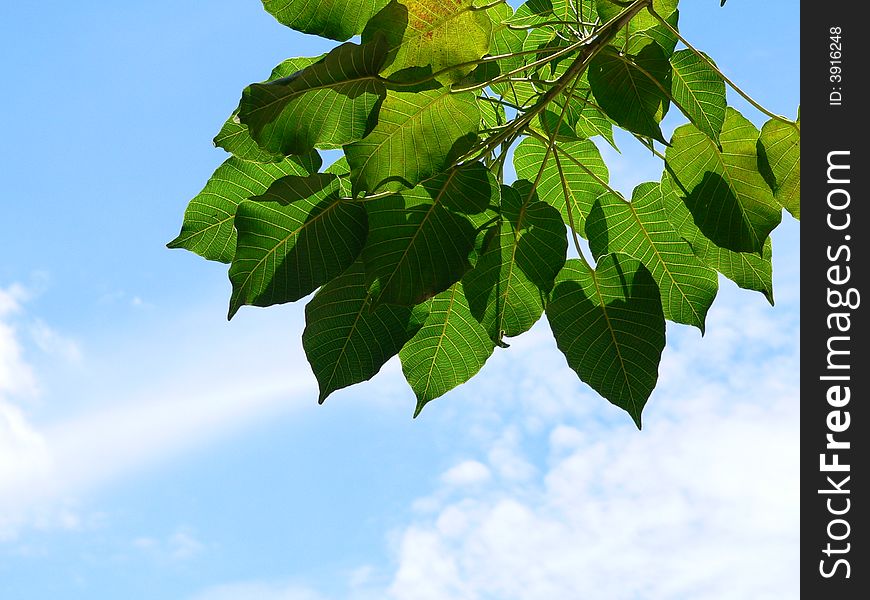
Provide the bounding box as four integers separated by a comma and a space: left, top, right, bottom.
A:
215, 57, 322, 162
661, 173, 774, 304
228, 173, 368, 318
239, 40, 389, 157
345, 88, 479, 194
261, 0, 389, 41
463, 183, 567, 342
362, 0, 492, 83
167, 152, 321, 263
546, 255, 666, 428
363, 164, 498, 306
400, 283, 495, 414
587, 183, 719, 332
596, 0, 679, 56
665, 107, 782, 254
570, 94, 617, 148
589, 43, 671, 143
302, 261, 430, 402
669, 49, 726, 144
758, 112, 800, 219
513, 137, 609, 234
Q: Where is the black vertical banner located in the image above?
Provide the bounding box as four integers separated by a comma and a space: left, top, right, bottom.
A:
802, 2, 868, 596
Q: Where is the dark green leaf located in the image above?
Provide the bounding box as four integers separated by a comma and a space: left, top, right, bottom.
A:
228, 173, 368, 318
167, 152, 321, 263
239, 40, 389, 156
463, 183, 567, 342
345, 88, 479, 194
589, 43, 671, 143
547, 255, 665, 428
363, 164, 499, 306
587, 183, 719, 331
665, 107, 782, 254
400, 283, 495, 414
261, 0, 389, 41
303, 262, 430, 402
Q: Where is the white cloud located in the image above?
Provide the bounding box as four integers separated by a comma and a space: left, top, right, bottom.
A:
0, 282, 317, 541
384, 283, 800, 600
441, 461, 491, 487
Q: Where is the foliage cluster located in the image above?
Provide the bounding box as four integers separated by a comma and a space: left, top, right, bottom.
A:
170, 0, 800, 427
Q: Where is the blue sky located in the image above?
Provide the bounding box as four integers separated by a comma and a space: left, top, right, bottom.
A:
1, 2, 799, 599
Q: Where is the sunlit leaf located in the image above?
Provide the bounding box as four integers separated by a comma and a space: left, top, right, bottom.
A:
261, 0, 389, 41
168, 152, 321, 263
303, 262, 430, 402
345, 88, 479, 194
400, 283, 495, 413
363, 163, 499, 306
228, 173, 368, 318
587, 183, 719, 331
665, 107, 782, 254
239, 40, 389, 156
669, 49, 726, 144
547, 255, 666, 428
463, 184, 567, 342
758, 111, 800, 219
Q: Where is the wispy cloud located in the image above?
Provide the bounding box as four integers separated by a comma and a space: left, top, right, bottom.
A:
0, 282, 317, 541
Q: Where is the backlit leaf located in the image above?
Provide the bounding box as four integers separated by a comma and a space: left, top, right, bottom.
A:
167, 152, 321, 263
261, 0, 389, 41
345, 88, 479, 194
587, 183, 719, 331
758, 111, 800, 219
363, 0, 492, 82
463, 184, 567, 342
547, 255, 666, 428
363, 164, 499, 306
228, 173, 368, 318
665, 107, 782, 254
400, 283, 495, 413
239, 40, 389, 157
513, 136, 609, 234
303, 262, 430, 402
669, 49, 726, 144
589, 43, 671, 143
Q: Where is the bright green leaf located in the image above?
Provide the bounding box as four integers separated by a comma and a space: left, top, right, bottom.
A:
596, 0, 679, 56
669, 49, 726, 144
513, 136, 609, 234
261, 0, 389, 41
363, 0, 492, 82
363, 164, 498, 306
214, 57, 322, 162
589, 43, 671, 143
665, 107, 782, 254
400, 283, 495, 414
546, 255, 666, 428
228, 173, 368, 318
239, 40, 389, 156
587, 183, 719, 331
167, 152, 321, 263
345, 88, 479, 194
302, 261, 430, 402
661, 173, 774, 304
463, 184, 567, 342
758, 112, 800, 219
